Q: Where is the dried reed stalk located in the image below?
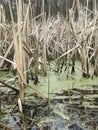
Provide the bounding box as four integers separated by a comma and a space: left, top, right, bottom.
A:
42, 0, 47, 76
8, 0, 26, 106
17, 0, 26, 105
22, 2, 30, 83
0, 4, 5, 63
0, 42, 13, 67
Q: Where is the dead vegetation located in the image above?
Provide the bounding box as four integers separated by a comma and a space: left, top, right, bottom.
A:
0, 0, 98, 109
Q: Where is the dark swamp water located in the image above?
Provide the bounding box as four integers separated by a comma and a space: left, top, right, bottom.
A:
0, 85, 98, 130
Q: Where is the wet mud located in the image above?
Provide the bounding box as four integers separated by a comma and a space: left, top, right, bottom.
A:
0, 85, 98, 130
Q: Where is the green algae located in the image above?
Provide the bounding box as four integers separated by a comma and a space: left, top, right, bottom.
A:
28, 71, 98, 98
0, 61, 98, 99
0, 66, 98, 130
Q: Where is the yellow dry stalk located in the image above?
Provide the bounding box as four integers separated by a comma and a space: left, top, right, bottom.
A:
8, 0, 26, 105
42, 0, 47, 76
0, 4, 5, 24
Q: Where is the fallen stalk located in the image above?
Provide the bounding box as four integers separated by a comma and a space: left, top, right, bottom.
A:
25, 83, 47, 100
0, 123, 13, 130
0, 80, 19, 93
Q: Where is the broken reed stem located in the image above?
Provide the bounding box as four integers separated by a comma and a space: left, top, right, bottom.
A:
8, 0, 26, 105
0, 55, 16, 65
55, 44, 80, 60
0, 42, 14, 67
